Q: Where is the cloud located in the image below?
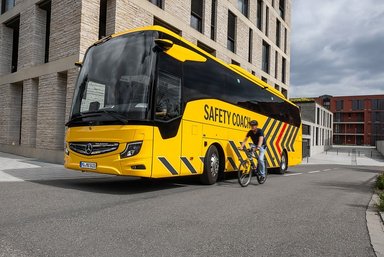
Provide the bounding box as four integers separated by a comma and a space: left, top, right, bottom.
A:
290, 0, 384, 97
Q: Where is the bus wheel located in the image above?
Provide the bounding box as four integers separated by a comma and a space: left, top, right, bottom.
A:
200, 145, 220, 185
277, 151, 288, 174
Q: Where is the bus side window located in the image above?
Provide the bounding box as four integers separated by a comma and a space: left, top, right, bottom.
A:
155, 71, 182, 121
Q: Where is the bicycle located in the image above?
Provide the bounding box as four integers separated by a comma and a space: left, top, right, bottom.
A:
237, 146, 267, 187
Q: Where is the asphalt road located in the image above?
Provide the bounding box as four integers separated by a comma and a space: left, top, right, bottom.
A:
0, 162, 381, 257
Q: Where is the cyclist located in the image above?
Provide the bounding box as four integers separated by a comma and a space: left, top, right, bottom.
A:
240, 120, 267, 179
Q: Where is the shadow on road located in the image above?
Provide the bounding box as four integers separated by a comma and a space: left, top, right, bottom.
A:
30, 176, 208, 195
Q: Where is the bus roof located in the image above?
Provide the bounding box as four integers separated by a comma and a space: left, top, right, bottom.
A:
95, 25, 298, 109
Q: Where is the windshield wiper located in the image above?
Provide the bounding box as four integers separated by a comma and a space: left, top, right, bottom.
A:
96, 110, 129, 125
66, 110, 129, 126
65, 113, 102, 126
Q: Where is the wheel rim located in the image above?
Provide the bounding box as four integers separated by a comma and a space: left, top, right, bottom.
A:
281, 154, 286, 170
210, 153, 219, 177
239, 161, 252, 185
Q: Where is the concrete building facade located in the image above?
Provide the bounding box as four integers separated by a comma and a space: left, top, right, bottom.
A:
0, 0, 291, 162
291, 99, 333, 157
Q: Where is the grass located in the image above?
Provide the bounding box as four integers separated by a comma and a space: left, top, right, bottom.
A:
376, 173, 384, 212
378, 192, 384, 212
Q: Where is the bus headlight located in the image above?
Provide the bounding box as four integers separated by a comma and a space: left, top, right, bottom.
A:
64, 144, 70, 155
120, 141, 142, 158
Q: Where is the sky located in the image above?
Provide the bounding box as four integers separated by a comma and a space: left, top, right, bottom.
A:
290, 0, 384, 98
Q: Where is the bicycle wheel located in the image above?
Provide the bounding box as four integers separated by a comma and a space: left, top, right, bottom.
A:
238, 160, 252, 187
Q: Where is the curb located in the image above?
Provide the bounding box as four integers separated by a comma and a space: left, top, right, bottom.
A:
367, 194, 384, 257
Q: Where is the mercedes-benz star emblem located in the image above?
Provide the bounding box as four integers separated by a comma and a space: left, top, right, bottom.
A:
85, 143, 93, 155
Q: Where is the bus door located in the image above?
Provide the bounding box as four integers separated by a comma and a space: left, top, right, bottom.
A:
180, 120, 203, 176
152, 53, 183, 178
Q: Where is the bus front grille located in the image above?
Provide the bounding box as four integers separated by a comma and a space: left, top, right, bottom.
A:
69, 142, 119, 156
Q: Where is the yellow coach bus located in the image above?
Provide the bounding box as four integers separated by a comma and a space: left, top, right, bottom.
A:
64, 26, 302, 184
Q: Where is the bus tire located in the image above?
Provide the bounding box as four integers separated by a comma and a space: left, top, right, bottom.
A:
277, 151, 288, 174
200, 145, 220, 185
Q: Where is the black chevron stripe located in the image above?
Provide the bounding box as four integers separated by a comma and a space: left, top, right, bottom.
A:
281, 125, 293, 150
261, 117, 272, 132
265, 119, 278, 166
227, 157, 237, 170
180, 157, 197, 174
270, 121, 283, 167
289, 127, 300, 151
265, 150, 274, 168
158, 157, 178, 175
229, 140, 244, 162
286, 126, 297, 151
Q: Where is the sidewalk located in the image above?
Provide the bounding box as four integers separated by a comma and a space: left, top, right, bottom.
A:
0, 152, 111, 182
302, 151, 384, 167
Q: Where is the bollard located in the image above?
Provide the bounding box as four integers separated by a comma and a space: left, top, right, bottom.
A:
337, 149, 338, 155
307, 156, 309, 163
358, 151, 360, 157
371, 151, 373, 158
348, 151, 350, 156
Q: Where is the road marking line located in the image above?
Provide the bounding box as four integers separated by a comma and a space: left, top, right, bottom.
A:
283, 173, 302, 176
0, 171, 24, 182
308, 170, 321, 174
322, 169, 332, 171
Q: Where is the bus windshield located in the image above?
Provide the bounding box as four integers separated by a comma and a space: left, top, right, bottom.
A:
69, 31, 157, 125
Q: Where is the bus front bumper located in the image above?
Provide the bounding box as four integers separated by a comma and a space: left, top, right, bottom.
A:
64, 152, 152, 178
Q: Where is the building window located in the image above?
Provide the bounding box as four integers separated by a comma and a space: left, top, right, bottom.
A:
282, 57, 286, 84
316, 127, 319, 145
372, 99, 384, 110
210, 0, 217, 40
274, 51, 278, 78
248, 28, 253, 63
281, 88, 287, 98
149, 0, 163, 8
336, 100, 344, 111
197, 41, 216, 56
335, 112, 341, 122
154, 17, 182, 35
276, 18, 281, 48
274, 84, 279, 91
6, 15, 20, 73
261, 76, 267, 83
98, 0, 107, 39
1, 0, 15, 14
284, 28, 287, 53
352, 99, 364, 110
279, 0, 285, 20
303, 124, 310, 135
227, 11, 236, 53
316, 107, 320, 124
39, 0, 51, 63
265, 6, 269, 36
251, 70, 256, 75
261, 41, 270, 73
231, 59, 240, 66
256, 0, 263, 31
191, 0, 203, 32
237, 0, 249, 17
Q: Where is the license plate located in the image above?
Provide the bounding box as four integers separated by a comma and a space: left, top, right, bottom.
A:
80, 161, 97, 170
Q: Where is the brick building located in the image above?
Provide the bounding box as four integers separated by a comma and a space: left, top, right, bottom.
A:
327, 95, 384, 146
0, 0, 291, 162
295, 95, 384, 146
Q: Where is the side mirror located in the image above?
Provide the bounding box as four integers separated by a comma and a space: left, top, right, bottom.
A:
155, 39, 174, 51
156, 39, 207, 63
